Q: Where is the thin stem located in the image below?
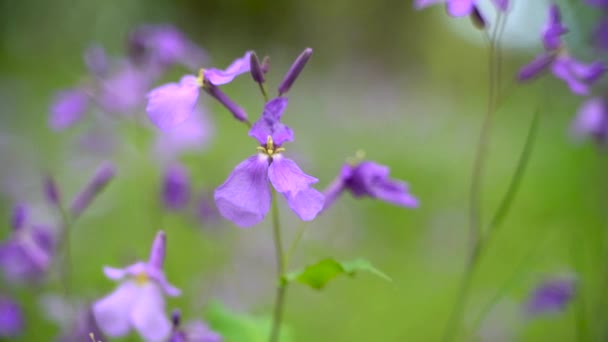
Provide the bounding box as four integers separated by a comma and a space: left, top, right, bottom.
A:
594, 151, 608, 340
284, 222, 308, 268
259, 83, 270, 103
269, 190, 288, 342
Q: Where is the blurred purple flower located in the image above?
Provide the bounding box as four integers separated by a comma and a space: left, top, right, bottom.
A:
97, 63, 151, 115
214, 98, 324, 228
84, 44, 109, 77
44, 176, 61, 208
69, 162, 116, 218
0, 296, 23, 337
93, 231, 179, 342
0, 204, 54, 283
146, 51, 251, 130
129, 24, 206, 71
196, 193, 220, 225
323, 160, 419, 211
49, 89, 90, 131
572, 97, 608, 144
413, 0, 511, 16
162, 163, 191, 211
169, 310, 221, 342
525, 277, 576, 316
153, 107, 213, 161
147, 75, 201, 130
518, 4, 605, 95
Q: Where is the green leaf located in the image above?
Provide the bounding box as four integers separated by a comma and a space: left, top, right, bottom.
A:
283, 257, 391, 290
205, 301, 293, 342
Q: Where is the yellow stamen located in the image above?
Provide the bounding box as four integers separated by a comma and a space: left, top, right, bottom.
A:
134, 272, 148, 285
258, 136, 285, 157
196, 68, 206, 87
346, 149, 366, 165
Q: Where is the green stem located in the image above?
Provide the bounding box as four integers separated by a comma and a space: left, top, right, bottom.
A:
269, 191, 288, 342
284, 222, 308, 268
259, 83, 270, 103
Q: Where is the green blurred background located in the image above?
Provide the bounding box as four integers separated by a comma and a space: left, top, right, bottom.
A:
0, 0, 605, 341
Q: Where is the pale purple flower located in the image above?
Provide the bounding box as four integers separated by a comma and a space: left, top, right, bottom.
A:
169, 310, 221, 342
214, 97, 324, 228
323, 160, 419, 211
93, 231, 180, 342
128, 25, 206, 71
147, 76, 201, 130
162, 163, 191, 211
518, 5, 605, 95
146, 52, 251, 130
525, 277, 576, 316
278, 48, 312, 96
153, 107, 213, 161
0, 204, 54, 283
0, 296, 23, 337
572, 97, 608, 144
69, 162, 116, 218
49, 89, 90, 131
84, 44, 109, 77
97, 63, 151, 115
414, 0, 476, 17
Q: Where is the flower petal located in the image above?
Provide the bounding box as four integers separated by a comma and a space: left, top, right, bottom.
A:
103, 266, 128, 280
214, 155, 271, 228
542, 4, 568, 51
572, 97, 608, 140
131, 283, 171, 342
49, 89, 89, 131
162, 164, 191, 211
93, 281, 139, 337
285, 188, 324, 221
98, 64, 150, 114
204, 51, 252, 85
517, 53, 555, 82
413, 0, 444, 10
268, 156, 318, 194
551, 57, 590, 95
446, 0, 475, 17
249, 97, 293, 146
147, 75, 200, 130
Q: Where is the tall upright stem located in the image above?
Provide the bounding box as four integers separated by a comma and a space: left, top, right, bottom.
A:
269, 191, 288, 342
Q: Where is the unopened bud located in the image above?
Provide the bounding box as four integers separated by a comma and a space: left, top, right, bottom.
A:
69, 162, 116, 218
278, 48, 313, 95
249, 52, 265, 84
470, 6, 486, 30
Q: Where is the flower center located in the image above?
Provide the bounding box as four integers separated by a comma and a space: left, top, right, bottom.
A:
196, 68, 206, 87
134, 271, 149, 285
257, 135, 285, 157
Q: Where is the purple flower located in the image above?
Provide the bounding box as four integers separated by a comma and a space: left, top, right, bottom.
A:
146, 52, 251, 130
0, 296, 23, 337
414, 0, 476, 17
525, 277, 576, 316
153, 107, 213, 161
128, 25, 206, 71
84, 44, 109, 77
323, 160, 419, 211
97, 63, 151, 115
162, 163, 191, 211
214, 98, 324, 228
169, 310, 222, 342
0, 204, 54, 283
49, 89, 90, 131
518, 5, 605, 95
572, 97, 608, 144
147, 76, 201, 130
93, 231, 179, 341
